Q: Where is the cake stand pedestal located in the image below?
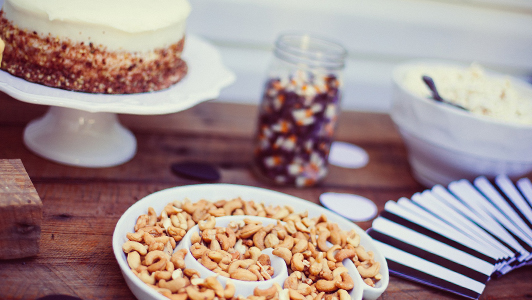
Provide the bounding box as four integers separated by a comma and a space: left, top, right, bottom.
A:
0, 35, 235, 168
23, 107, 136, 167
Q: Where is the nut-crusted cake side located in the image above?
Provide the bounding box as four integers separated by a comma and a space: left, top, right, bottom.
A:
0, 11, 188, 94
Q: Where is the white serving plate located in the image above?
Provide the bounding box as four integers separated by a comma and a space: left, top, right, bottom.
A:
112, 184, 389, 300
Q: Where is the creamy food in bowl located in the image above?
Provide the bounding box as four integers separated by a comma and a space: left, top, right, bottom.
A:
401, 63, 532, 125
390, 60, 532, 187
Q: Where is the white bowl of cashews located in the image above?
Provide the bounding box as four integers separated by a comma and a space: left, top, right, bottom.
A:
112, 183, 389, 300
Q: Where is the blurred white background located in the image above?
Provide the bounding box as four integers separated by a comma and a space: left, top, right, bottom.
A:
187, 0, 532, 112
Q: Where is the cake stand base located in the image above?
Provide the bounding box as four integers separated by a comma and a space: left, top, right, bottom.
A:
23, 106, 136, 168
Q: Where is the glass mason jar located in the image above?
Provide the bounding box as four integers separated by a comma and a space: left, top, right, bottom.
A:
253, 33, 347, 187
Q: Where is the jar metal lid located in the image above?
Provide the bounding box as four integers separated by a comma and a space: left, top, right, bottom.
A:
274, 33, 347, 71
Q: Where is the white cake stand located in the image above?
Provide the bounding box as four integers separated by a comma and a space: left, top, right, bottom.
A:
0, 35, 235, 168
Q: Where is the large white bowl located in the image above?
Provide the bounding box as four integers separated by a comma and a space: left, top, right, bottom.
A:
112, 183, 389, 300
390, 60, 532, 187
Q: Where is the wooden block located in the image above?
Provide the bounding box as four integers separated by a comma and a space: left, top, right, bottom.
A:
0, 159, 42, 259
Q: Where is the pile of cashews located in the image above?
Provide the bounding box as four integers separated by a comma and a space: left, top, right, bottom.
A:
122, 197, 382, 300
191, 217, 276, 281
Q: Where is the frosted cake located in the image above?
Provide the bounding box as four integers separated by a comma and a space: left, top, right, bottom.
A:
0, 0, 191, 94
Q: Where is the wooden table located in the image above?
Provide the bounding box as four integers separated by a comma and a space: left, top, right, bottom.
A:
0, 92, 530, 300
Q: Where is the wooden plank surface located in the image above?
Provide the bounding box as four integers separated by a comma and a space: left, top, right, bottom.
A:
0, 159, 42, 259
0, 92, 530, 300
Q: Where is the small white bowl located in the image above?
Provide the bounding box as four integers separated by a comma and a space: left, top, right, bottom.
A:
112, 183, 389, 300
391, 60, 532, 187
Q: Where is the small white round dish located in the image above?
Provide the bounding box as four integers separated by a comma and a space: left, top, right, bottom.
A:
0, 35, 235, 168
328, 141, 369, 169
391, 60, 532, 187
320, 192, 378, 222
112, 184, 389, 300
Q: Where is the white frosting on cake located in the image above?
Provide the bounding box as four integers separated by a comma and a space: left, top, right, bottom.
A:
2, 0, 191, 52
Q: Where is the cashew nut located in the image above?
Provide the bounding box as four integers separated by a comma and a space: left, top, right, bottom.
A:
278, 288, 289, 300
295, 220, 310, 233
164, 203, 182, 216
309, 260, 323, 276
198, 215, 216, 231
283, 272, 300, 290
224, 279, 236, 299
273, 246, 292, 266
247, 246, 262, 261
171, 213, 188, 231
134, 214, 149, 231
209, 239, 222, 251
192, 207, 209, 224
291, 252, 307, 272
253, 229, 267, 250
147, 257, 167, 273
204, 276, 225, 297
186, 285, 215, 300
226, 227, 237, 248
200, 252, 218, 270
168, 226, 186, 242
289, 289, 305, 300
171, 248, 187, 270
284, 221, 297, 235
122, 241, 147, 256
137, 269, 156, 285
254, 284, 278, 299
315, 291, 325, 300
126, 231, 143, 242
190, 243, 209, 259
315, 276, 341, 293
327, 224, 342, 246
183, 268, 201, 278
248, 264, 264, 281
316, 229, 330, 252
357, 261, 380, 278
227, 259, 255, 274
264, 233, 280, 248
127, 251, 141, 270
332, 266, 349, 278
364, 278, 376, 287
292, 238, 308, 254
276, 235, 294, 250
335, 272, 354, 290
240, 223, 263, 239
216, 232, 231, 251
207, 250, 223, 263
338, 289, 351, 300
272, 207, 290, 220
145, 250, 168, 265
201, 228, 217, 243
257, 253, 271, 267
243, 201, 258, 216
334, 248, 356, 262
155, 270, 173, 281
301, 217, 315, 228
148, 207, 157, 226
326, 245, 342, 263
223, 199, 243, 216
148, 242, 165, 252
230, 268, 258, 281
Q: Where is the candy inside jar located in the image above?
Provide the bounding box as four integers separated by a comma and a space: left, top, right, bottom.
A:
253, 34, 346, 187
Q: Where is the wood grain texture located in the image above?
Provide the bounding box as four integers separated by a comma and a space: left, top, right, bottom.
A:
0, 159, 42, 259
0, 93, 530, 299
